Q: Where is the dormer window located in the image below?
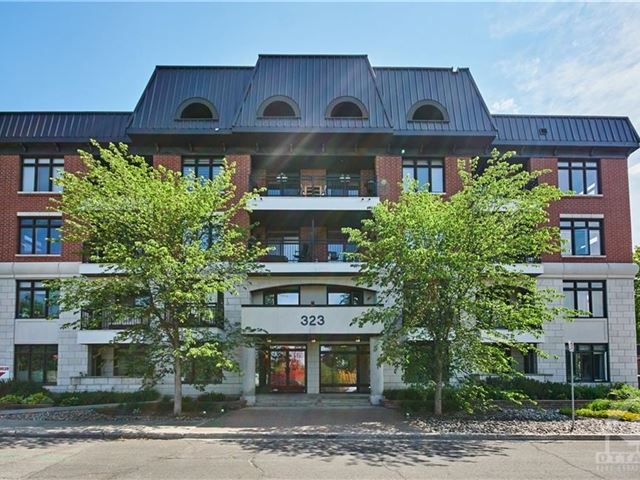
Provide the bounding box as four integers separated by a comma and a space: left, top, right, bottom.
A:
258, 96, 300, 118
326, 97, 368, 119
176, 98, 218, 120
408, 100, 449, 122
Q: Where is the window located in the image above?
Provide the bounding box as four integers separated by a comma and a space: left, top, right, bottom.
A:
182, 158, 224, 180
566, 343, 609, 383
258, 96, 300, 118
14, 345, 58, 384
21, 158, 63, 192
560, 219, 603, 256
327, 287, 364, 305
183, 356, 224, 384
522, 349, 538, 375
326, 97, 368, 119
176, 99, 217, 120
408, 100, 449, 122
16, 281, 59, 319
263, 287, 300, 305
113, 345, 148, 377
19, 217, 62, 255
402, 159, 444, 193
563, 281, 606, 318
558, 160, 599, 195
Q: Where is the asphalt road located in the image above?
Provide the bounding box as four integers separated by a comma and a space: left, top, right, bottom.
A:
0, 437, 638, 479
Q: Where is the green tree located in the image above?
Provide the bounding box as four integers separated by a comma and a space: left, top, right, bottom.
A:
345, 149, 572, 415
634, 246, 640, 339
48, 142, 266, 415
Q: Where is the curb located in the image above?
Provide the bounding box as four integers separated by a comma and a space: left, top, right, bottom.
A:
1, 429, 639, 441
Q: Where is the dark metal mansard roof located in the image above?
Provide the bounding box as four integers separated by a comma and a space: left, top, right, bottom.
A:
0, 54, 638, 152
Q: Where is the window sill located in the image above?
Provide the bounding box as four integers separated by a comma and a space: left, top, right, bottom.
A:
15, 254, 62, 257
17, 191, 62, 195
561, 194, 603, 198
560, 255, 606, 259
15, 317, 60, 321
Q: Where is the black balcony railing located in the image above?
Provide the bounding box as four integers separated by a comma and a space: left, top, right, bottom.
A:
251, 173, 377, 197
259, 240, 358, 263
80, 310, 147, 330
80, 303, 223, 329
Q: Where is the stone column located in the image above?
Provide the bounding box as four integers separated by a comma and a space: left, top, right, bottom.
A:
241, 346, 256, 405
369, 336, 384, 405
307, 341, 320, 394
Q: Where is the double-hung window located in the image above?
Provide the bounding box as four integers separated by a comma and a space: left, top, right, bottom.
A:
563, 281, 606, 318
21, 158, 64, 192
16, 281, 59, 319
566, 343, 609, 382
402, 159, 444, 193
558, 160, 599, 195
182, 158, 224, 180
560, 219, 602, 256
19, 217, 62, 255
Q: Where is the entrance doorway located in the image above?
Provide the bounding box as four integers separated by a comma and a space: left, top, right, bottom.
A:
320, 344, 370, 393
257, 344, 307, 393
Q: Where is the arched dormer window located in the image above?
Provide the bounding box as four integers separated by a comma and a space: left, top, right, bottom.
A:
176, 98, 218, 120
326, 96, 368, 119
408, 100, 449, 122
257, 96, 300, 118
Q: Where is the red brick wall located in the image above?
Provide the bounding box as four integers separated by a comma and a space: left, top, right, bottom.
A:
152, 154, 181, 171
375, 155, 402, 201
227, 154, 251, 229
0, 154, 83, 262
530, 157, 632, 263
444, 156, 466, 197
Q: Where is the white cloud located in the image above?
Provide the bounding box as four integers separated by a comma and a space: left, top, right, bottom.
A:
490, 98, 520, 114
491, 4, 640, 245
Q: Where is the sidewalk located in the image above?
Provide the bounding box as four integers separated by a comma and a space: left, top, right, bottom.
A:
1, 406, 639, 441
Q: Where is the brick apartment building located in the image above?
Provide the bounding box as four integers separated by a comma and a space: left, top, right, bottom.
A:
0, 55, 638, 404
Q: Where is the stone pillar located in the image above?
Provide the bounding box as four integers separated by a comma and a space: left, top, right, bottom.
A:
307, 341, 320, 394
369, 337, 384, 405
241, 346, 256, 405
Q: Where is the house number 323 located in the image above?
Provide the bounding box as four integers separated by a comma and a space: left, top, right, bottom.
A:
300, 315, 325, 326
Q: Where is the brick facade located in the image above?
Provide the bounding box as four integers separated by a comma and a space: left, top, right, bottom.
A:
0, 154, 83, 262
530, 157, 633, 263
374, 155, 402, 201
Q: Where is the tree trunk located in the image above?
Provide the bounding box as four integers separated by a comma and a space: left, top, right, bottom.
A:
433, 354, 444, 416
173, 355, 182, 416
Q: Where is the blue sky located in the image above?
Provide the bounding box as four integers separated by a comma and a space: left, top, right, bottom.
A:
1, 1, 639, 245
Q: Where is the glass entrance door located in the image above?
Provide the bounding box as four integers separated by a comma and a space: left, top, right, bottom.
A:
257, 345, 306, 393
320, 344, 370, 393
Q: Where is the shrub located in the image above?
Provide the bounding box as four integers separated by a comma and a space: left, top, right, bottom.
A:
23, 393, 54, 405
0, 380, 47, 397
482, 377, 611, 400
0, 394, 23, 404
572, 408, 640, 422
586, 399, 611, 411
607, 384, 640, 400
197, 392, 226, 403
58, 396, 81, 407
52, 389, 159, 406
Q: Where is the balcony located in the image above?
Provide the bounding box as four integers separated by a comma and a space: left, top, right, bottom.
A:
241, 305, 382, 335
259, 240, 358, 263
77, 304, 222, 344
249, 172, 379, 211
